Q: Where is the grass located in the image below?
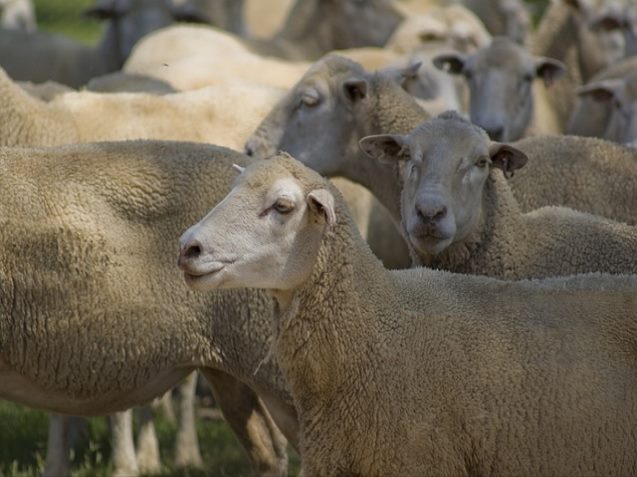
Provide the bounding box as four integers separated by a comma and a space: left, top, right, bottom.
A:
33, 0, 102, 44
0, 401, 300, 477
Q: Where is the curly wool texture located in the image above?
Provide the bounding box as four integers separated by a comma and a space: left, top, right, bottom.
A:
510, 135, 637, 225
0, 141, 290, 418
263, 156, 637, 477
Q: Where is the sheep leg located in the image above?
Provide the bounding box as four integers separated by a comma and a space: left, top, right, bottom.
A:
135, 406, 162, 475
153, 389, 176, 424
110, 410, 139, 477
174, 372, 204, 469
43, 413, 71, 477
202, 369, 288, 477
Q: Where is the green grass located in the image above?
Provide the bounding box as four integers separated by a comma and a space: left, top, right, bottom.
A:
0, 401, 300, 477
33, 0, 103, 44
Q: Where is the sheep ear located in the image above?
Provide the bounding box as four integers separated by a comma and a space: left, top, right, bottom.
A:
489, 143, 528, 179
359, 134, 409, 164
589, 13, 628, 32
307, 189, 336, 227
535, 57, 566, 87
342, 78, 368, 104
432, 53, 467, 75
576, 80, 621, 103
381, 62, 422, 89
232, 164, 245, 174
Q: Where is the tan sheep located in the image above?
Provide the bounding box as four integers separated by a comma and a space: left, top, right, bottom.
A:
0, 66, 284, 149
360, 112, 637, 278
530, 0, 637, 129
0, 140, 293, 477
247, 55, 637, 229
179, 153, 637, 477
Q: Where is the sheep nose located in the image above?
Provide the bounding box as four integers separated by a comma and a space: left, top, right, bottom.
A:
178, 239, 203, 269
416, 203, 447, 223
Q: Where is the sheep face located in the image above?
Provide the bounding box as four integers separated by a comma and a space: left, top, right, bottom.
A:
433, 37, 565, 142
359, 112, 527, 257
178, 157, 335, 293
245, 56, 371, 176
577, 71, 637, 145
245, 55, 420, 178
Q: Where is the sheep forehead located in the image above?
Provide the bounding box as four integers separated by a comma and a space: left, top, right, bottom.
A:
474, 38, 531, 71
240, 155, 327, 196
409, 117, 489, 165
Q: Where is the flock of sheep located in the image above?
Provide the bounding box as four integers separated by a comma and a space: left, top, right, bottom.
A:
0, 0, 636, 476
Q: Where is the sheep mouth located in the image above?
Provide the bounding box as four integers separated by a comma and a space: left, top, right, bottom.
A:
408, 233, 453, 256
182, 259, 235, 287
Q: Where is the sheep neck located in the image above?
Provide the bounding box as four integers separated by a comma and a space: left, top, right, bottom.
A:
410, 172, 525, 279
345, 77, 429, 224
272, 200, 399, 402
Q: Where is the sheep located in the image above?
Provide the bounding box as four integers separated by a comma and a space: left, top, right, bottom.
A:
178, 153, 637, 477
0, 0, 35, 32
245, 0, 293, 38
0, 0, 183, 88
173, 0, 246, 35
461, 0, 531, 44
0, 66, 284, 148
123, 3, 481, 111
247, 54, 637, 227
85, 71, 178, 95
359, 111, 637, 278
574, 70, 637, 145
567, 56, 637, 137
164, 0, 403, 62
569, 59, 637, 145
530, 0, 637, 129
432, 36, 567, 141
0, 140, 294, 477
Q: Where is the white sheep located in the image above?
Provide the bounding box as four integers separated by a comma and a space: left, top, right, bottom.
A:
179, 153, 637, 477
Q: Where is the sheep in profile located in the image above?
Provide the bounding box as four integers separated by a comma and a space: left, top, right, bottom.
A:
360, 111, 637, 278
179, 153, 637, 477
433, 36, 566, 141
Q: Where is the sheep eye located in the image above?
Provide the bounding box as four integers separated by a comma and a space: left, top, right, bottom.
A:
274, 199, 295, 214
463, 69, 473, 80
300, 91, 320, 107
408, 162, 418, 177
475, 156, 489, 168
523, 73, 534, 83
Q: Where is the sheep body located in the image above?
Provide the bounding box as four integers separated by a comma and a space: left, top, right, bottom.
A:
180, 155, 637, 477
0, 140, 292, 475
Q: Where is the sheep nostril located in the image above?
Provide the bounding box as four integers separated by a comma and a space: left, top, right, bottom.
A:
245, 145, 254, 157
183, 241, 202, 259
